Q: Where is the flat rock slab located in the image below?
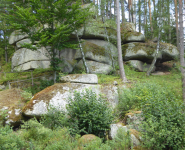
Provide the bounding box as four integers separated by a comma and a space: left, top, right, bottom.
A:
151, 71, 170, 75
76, 60, 113, 74
126, 60, 156, 72
60, 74, 98, 84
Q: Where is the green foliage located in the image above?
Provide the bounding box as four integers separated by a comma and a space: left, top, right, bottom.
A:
118, 82, 160, 117
140, 93, 185, 149
41, 107, 68, 130
67, 89, 114, 136
8, 0, 89, 72
21, 90, 32, 102
118, 82, 185, 149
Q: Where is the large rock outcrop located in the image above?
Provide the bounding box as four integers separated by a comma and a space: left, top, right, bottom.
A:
122, 42, 179, 63
9, 14, 178, 73
22, 74, 118, 118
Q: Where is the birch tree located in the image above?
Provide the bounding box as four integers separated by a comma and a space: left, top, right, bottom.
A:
116, 0, 127, 82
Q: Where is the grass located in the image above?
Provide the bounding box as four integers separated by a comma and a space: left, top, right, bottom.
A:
98, 61, 182, 100
0, 60, 182, 100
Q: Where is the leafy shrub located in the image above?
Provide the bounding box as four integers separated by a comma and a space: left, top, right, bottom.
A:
140, 94, 185, 150
118, 82, 176, 117
67, 89, 114, 136
118, 82, 185, 149
106, 128, 132, 150
41, 107, 69, 130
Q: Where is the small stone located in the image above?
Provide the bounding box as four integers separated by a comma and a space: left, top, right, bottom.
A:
113, 81, 118, 85
79, 134, 98, 146
0, 85, 5, 90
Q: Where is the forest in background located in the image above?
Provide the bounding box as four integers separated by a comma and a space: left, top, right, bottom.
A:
0, 0, 182, 64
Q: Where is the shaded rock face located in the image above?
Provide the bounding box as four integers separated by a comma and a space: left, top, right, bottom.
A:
0, 89, 27, 126
9, 30, 28, 45
122, 42, 179, 63
126, 60, 156, 72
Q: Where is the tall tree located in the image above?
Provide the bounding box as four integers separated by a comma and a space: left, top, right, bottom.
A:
147, 1, 163, 76
148, 0, 153, 38
138, 0, 141, 32
174, 0, 179, 49
8, 0, 88, 82
121, 0, 125, 24
116, 0, 127, 82
179, 0, 185, 101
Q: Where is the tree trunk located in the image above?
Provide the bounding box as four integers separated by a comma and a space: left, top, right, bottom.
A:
109, 0, 112, 18
179, 0, 185, 101
138, 0, 141, 32
144, 0, 147, 36
121, 0, 125, 25
75, 30, 89, 74
133, 0, 136, 27
116, 0, 127, 82
174, 0, 179, 49
148, 0, 153, 38
114, 0, 117, 20
5, 45, 8, 63
128, 0, 131, 22
147, 32, 161, 76
106, 0, 109, 17
147, 1, 162, 76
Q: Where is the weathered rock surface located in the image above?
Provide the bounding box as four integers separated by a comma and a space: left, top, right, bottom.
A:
121, 32, 145, 43
129, 129, 141, 147
79, 134, 99, 146
85, 39, 118, 57
125, 111, 143, 131
22, 83, 101, 118
126, 60, 156, 72
16, 38, 32, 48
74, 40, 112, 65
0, 85, 6, 90
76, 60, 113, 74
109, 123, 128, 140
160, 43, 179, 62
0, 89, 27, 126
9, 30, 29, 45
23, 74, 118, 118
100, 85, 118, 108
122, 42, 161, 63
12, 47, 50, 71
60, 74, 98, 84
122, 42, 179, 63
109, 123, 141, 147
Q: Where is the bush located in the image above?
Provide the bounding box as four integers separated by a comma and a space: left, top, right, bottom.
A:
41, 107, 69, 130
140, 94, 185, 150
118, 82, 185, 149
67, 89, 114, 136
118, 82, 176, 117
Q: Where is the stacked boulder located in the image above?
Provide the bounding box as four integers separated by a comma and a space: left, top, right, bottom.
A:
9, 17, 179, 73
